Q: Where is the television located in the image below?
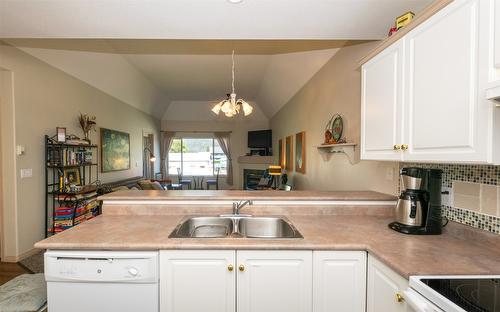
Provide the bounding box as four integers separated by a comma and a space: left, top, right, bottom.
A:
248, 130, 272, 148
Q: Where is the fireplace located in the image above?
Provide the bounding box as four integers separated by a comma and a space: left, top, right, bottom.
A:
243, 169, 265, 190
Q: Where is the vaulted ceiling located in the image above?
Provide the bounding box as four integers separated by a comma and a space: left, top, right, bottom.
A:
1, 0, 433, 120
6, 39, 347, 119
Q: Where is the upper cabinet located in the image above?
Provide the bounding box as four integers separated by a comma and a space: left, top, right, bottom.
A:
361, 0, 499, 164
495, 0, 500, 72
361, 39, 405, 161
489, 0, 500, 87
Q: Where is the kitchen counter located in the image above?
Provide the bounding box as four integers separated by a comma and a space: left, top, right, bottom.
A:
35, 213, 500, 279
97, 190, 397, 202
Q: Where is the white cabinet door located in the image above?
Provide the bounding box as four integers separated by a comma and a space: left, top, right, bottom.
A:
160, 250, 235, 312
361, 39, 404, 161
367, 255, 409, 312
237, 250, 312, 312
403, 0, 486, 162
495, 0, 500, 71
313, 251, 366, 312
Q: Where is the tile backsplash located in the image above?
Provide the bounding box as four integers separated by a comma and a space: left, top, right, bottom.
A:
399, 163, 500, 234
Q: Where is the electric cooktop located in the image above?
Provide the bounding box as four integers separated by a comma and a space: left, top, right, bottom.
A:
420, 278, 500, 312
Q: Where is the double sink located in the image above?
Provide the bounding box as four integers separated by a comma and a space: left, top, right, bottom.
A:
169, 216, 303, 239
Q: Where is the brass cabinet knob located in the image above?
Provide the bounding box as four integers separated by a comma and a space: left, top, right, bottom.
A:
228, 264, 234, 272
239, 264, 245, 272
393, 144, 401, 150
401, 144, 409, 151
396, 293, 405, 303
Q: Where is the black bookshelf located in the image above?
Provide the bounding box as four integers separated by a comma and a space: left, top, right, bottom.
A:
44, 135, 100, 237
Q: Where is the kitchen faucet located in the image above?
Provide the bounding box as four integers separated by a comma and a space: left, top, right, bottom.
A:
232, 200, 253, 215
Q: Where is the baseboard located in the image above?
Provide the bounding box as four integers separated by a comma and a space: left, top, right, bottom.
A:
2, 248, 41, 263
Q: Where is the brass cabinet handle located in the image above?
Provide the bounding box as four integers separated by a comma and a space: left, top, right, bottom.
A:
239, 264, 245, 272
393, 144, 401, 150
228, 264, 234, 272
396, 293, 405, 303
401, 144, 409, 151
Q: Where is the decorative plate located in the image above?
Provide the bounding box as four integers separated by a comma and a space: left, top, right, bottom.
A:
331, 115, 343, 142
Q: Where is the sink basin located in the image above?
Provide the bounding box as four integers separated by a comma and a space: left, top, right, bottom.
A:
169, 216, 303, 239
238, 217, 303, 238
169, 217, 234, 238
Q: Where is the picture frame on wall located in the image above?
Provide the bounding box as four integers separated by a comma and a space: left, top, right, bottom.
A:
285, 135, 293, 172
278, 139, 285, 168
100, 128, 131, 172
295, 131, 306, 174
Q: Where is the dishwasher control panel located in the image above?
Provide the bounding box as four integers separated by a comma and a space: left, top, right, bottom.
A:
44, 250, 158, 283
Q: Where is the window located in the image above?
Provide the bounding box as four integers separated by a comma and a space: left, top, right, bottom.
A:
168, 138, 227, 176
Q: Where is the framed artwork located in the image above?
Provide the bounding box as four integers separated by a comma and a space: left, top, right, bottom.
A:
64, 168, 81, 185
285, 135, 293, 171
295, 131, 306, 174
100, 128, 131, 172
278, 139, 285, 168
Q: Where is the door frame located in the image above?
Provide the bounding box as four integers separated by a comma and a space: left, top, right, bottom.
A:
0, 68, 17, 261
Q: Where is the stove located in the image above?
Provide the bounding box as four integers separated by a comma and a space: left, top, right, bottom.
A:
409, 276, 500, 312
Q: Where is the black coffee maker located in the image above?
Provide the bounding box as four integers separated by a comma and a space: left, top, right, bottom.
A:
389, 167, 443, 235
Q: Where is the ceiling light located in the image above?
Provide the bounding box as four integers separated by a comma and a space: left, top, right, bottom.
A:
212, 50, 253, 118
227, 0, 243, 3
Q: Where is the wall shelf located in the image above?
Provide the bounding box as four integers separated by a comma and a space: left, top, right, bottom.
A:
316, 143, 359, 164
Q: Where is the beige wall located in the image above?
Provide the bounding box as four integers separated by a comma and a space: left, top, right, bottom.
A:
271, 42, 399, 195
162, 120, 270, 190
0, 43, 161, 260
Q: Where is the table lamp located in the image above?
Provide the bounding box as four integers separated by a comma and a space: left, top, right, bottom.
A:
268, 165, 282, 190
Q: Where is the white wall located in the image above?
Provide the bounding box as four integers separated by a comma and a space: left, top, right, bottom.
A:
162, 100, 270, 189
271, 42, 399, 195
0, 43, 161, 260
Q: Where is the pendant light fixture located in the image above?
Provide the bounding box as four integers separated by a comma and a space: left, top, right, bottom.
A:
212, 50, 253, 117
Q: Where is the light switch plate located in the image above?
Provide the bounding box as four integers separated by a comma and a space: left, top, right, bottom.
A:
20, 168, 32, 178
16, 145, 25, 156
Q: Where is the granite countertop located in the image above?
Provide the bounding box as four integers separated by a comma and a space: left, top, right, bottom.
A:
98, 190, 397, 201
35, 214, 500, 279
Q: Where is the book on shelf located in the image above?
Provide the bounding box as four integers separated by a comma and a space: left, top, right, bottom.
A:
47, 148, 94, 166
52, 196, 99, 232
54, 219, 73, 227
54, 192, 97, 201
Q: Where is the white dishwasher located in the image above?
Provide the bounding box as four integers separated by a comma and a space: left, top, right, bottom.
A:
45, 250, 159, 312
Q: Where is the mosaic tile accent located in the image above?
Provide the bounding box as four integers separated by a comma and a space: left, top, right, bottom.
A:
443, 205, 500, 234
401, 163, 499, 188
399, 163, 500, 235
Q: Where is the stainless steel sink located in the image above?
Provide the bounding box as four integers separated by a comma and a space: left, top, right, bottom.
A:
169, 217, 234, 238
169, 216, 303, 239
238, 217, 303, 238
